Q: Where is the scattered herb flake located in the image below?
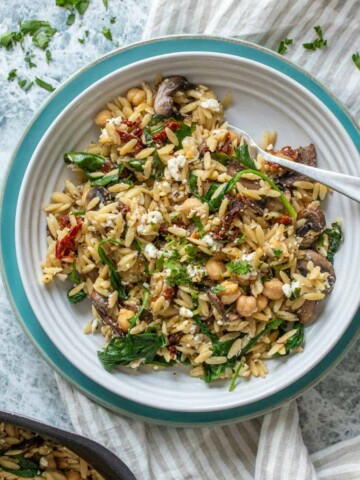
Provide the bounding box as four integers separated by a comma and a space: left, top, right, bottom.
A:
18, 78, 34, 91
56, 0, 89, 15
35, 77, 55, 92
7, 69, 17, 81
102, 26, 112, 41
273, 248, 283, 258
103, 0, 109, 8
303, 25, 327, 50
352, 52, 360, 70
212, 285, 225, 294
317, 221, 343, 263
45, 49, 52, 63
25, 51, 36, 68
66, 12, 76, 25
277, 37, 293, 55
78, 37, 85, 44
110, 16, 116, 24
226, 260, 253, 276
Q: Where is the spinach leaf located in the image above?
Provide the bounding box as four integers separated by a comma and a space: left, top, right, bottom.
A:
1, 455, 39, 477
129, 159, 146, 172
228, 358, 244, 392
317, 222, 343, 263
274, 323, 304, 356
90, 173, 118, 187
64, 152, 106, 172
129, 290, 150, 329
189, 173, 199, 195
143, 127, 165, 177
7, 69, 17, 81
239, 319, 283, 357
98, 238, 127, 300
67, 289, 87, 304
35, 77, 55, 92
211, 152, 230, 164
98, 332, 166, 370
174, 122, 193, 149
68, 263, 81, 284
234, 144, 257, 170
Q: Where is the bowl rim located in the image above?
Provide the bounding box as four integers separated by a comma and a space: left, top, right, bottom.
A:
1, 34, 360, 426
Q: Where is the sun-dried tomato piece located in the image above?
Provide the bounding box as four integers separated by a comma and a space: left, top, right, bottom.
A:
58, 214, 71, 229
163, 286, 177, 300
277, 146, 298, 161
55, 220, 82, 260
275, 215, 292, 226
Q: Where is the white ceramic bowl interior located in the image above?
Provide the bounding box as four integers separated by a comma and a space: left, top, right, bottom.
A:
16, 52, 360, 412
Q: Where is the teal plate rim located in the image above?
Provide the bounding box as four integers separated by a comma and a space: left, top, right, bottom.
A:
1, 35, 360, 426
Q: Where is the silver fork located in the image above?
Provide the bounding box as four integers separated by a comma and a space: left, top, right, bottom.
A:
230, 125, 360, 203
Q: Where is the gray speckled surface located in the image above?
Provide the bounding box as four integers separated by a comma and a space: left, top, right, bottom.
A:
0, 0, 359, 455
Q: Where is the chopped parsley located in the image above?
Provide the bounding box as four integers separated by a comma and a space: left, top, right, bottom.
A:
7, 69, 17, 81
56, 0, 89, 15
45, 49, 52, 63
66, 12, 76, 25
212, 285, 225, 294
0, 20, 57, 51
18, 78, 34, 91
226, 260, 253, 276
102, 26, 113, 41
273, 248, 283, 258
25, 51, 36, 68
192, 216, 205, 238
110, 16, 116, 24
303, 25, 327, 50
352, 52, 360, 70
317, 221, 343, 263
163, 260, 190, 286
277, 37, 293, 55
235, 234, 246, 245
103, 0, 109, 7
35, 77, 55, 92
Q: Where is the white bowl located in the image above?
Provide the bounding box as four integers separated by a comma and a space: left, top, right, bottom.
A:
15, 52, 360, 413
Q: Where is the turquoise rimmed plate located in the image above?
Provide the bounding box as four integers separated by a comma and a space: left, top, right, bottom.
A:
1, 36, 360, 425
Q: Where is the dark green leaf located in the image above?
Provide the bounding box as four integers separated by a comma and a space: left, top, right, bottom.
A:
129, 290, 150, 328
273, 248, 283, 258
110, 16, 116, 24
64, 152, 106, 171
103, 0, 109, 8
67, 289, 87, 303
0, 31, 22, 49
73, 210, 85, 216
189, 173, 199, 195
56, 0, 89, 14
239, 319, 283, 357
20, 20, 52, 34
211, 284, 225, 294
211, 152, 230, 164
98, 238, 127, 300
90, 173, 118, 187
66, 12, 76, 25
163, 260, 190, 286
25, 51, 36, 68
1, 454, 39, 477
353, 52, 360, 70
7, 69, 17, 81
68, 264, 81, 284
226, 260, 253, 276
78, 37, 85, 44
98, 332, 166, 370
35, 77, 55, 92
174, 122, 192, 150
76, 0, 89, 14
317, 221, 343, 263
228, 358, 244, 391
129, 159, 146, 171
303, 25, 327, 50
102, 26, 112, 41
18, 78, 34, 91
274, 323, 304, 356
234, 144, 257, 170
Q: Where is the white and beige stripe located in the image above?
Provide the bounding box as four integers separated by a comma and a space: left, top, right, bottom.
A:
57, 1, 360, 479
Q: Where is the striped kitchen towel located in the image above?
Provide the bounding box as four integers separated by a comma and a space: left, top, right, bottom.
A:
57, 1, 360, 478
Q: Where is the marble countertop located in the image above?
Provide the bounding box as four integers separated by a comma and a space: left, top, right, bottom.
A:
1, 0, 360, 455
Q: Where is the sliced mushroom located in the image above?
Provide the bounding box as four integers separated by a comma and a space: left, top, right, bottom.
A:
276, 144, 317, 189
84, 187, 111, 209
154, 76, 194, 116
206, 289, 229, 322
90, 289, 123, 335
297, 249, 335, 292
298, 300, 317, 324
296, 204, 326, 247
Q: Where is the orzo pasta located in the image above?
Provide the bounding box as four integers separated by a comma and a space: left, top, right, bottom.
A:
41, 75, 343, 390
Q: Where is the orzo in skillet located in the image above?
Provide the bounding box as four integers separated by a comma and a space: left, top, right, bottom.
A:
41, 75, 343, 390
0, 422, 104, 479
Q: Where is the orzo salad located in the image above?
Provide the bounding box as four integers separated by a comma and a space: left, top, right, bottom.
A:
41, 75, 343, 390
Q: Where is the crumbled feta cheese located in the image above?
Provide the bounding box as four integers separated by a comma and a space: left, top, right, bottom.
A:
282, 281, 301, 298
137, 210, 164, 235
242, 252, 255, 262
107, 116, 122, 126
99, 128, 110, 144
200, 98, 222, 112
167, 154, 186, 181
266, 143, 274, 151
144, 243, 159, 259
189, 324, 197, 334
203, 234, 221, 251
186, 264, 205, 282
179, 307, 194, 318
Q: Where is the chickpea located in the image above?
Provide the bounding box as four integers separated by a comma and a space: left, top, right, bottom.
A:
94, 109, 112, 128
218, 280, 239, 297
66, 472, 82, 480
262, 278, 284, 300
126, 87, 146, 106
256, 294, 268, 311
236, 295, 257, 317
117, 308, 134, 332
222, 292, 241, 305
205, 258, 226, 280
179, 197, 204, 214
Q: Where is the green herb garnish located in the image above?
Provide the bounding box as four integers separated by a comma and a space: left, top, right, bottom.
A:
25, 51, 36, 68
0, 454, 40, 477
212, 285, 225, 294
103, 0, 109, 7
35, 77, 55, 92
353, 52, 360, 70
273, 248, 283, 258
7, 69, 17, 81
174, 122, 193, 150
226, 260, 253, 276
98, 332, 166, 370
211, 152, 230, 165
98, 238, 127, 300
110, 16, 116, 24
66, 12, 76, 25
102, 26, 113, 41
229, 358, 244, 392
129, 290, 150, 329
56, 0, 89, 15
192, 216, 205, 238
277, 37, 293, 55
163, 260, 190, 286
18, 78, 34, 91
45, 49, 52, 63
64, 151, 106, 171
303, 25, 327, 50
67, 289, 87, 304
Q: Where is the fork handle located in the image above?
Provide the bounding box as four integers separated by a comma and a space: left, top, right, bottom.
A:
262, 151, 360, 203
